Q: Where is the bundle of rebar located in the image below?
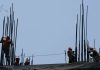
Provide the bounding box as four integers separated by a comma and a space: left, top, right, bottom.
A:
0, 3, 18, 65
75, 0, 89, 62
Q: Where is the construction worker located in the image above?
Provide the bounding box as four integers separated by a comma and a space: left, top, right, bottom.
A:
24, 58, 30, 65
0, 36, 13, 65
15, 56, 20, 65
89, 48, 100, 62
67, 48, 75, 63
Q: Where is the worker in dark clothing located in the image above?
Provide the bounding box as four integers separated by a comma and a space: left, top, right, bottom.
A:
67, 48, 75, 63
0, 36, 13, 65
24, 58, 30, 65
93, 51, 99, 62
89, 48, 100, 62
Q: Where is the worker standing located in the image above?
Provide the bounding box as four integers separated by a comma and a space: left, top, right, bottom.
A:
0, 36, 13, 65
67, 48, 76, 63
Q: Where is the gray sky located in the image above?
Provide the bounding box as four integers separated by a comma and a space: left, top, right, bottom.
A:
0, 0, 100, 64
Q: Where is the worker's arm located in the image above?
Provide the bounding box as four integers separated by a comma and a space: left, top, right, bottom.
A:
0, 37, 4, 43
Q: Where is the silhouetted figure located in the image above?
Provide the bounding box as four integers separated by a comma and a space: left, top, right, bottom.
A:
67, 48, 76, 63
89, 48, 100, 62
24, 58, 30, 65
0, 36, 13, 65
15, 57, 20, 65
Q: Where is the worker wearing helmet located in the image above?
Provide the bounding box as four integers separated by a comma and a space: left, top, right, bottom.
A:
0, 36, 13, 65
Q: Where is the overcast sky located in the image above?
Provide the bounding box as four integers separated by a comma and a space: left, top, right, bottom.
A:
0, 0, 100, 64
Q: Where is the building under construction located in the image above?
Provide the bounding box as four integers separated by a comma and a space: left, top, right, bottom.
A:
0, 1, 100, 70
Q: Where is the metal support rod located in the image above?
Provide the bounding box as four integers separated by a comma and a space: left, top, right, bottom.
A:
94, 39, 95, 49
83, 16, 86, 62
78, 4, 81, 62
31, 55, 34, 65
81, 0, 84, 62
64, 50, 66, 63
75, 14, 78, 62
86, 6, 89, 62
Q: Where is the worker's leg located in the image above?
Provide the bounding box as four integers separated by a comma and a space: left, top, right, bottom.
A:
0, 48, 4, 66
5, 48, 10, 65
